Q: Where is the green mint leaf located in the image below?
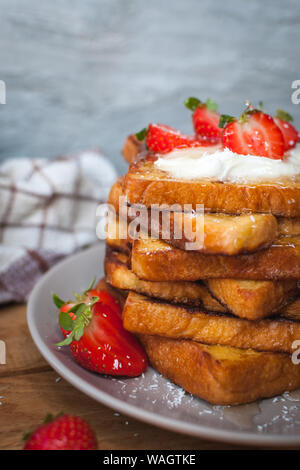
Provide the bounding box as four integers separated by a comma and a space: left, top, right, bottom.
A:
184, 97, 202, 111
53, 293, 65, 309
276, 109, 293, 122
136, 127, 148, 141
219, 114, 236, 128
205, 98, 218, 112
58, 311, 74, 332
258, 101, 264, 110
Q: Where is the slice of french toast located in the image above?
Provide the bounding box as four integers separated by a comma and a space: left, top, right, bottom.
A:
105, 248, 298, 319
108, 178, 300, 253
105, 249, 226, 312
132, 236, 300, 281
206, 278, 298, 320
123, 152, 300, 217
139, 334, 300, 405
123, 292, 300, 354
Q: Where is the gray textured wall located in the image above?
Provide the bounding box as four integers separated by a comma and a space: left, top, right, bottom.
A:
1, 0, 299, 173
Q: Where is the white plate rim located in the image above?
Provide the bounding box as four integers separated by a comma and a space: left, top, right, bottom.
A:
27, 244, 300, 448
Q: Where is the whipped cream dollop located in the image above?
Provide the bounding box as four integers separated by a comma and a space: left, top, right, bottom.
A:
154, 145, 300, 183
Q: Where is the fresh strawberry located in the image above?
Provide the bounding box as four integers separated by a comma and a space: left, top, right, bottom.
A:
87, 288, 122, 317
55, 285, 148, 377
185, 97, 221, 144
53, 279, 122, 337
136, 123, 201, 154
274, 109, 299, 151
24, 413, 97, 450
220, 109, 285, 159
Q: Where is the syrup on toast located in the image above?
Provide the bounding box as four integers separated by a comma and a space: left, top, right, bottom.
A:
124, 153, 300, 217
139, 334, 300, 405
132, 236, 300, 281
123, 292, 300, 354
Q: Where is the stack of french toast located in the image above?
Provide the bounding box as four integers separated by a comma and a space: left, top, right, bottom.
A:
104, 99, 300, 405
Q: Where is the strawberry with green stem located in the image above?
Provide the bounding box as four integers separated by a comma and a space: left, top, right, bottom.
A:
53, 280, 148, 377
185, 97, 222, 144
136, 123, 202, 154
219, 104, 285, 159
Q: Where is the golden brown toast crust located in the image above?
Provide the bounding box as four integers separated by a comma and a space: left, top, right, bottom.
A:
139, 334, 300, 405
132, 237, 300, 280
96, 277, 300, 405
108, 178, 300, 254
206, 278, 299, 320
124, 154, 300, 217
105, 249, 226, 312
105, 248, 298, 319
141, 211, 279, 255
123, 292, 300, 354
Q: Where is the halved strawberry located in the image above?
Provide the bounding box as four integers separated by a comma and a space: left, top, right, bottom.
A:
221, 110, 285, 159
185, 97, 221, 144
55, 284, 148, 377
53, 280, 122, 337
136, 123, 201, 154
68, 302, 147, 376
274, 109, 299, 151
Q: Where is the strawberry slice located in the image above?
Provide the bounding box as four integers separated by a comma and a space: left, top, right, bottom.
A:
55, 284, 148, 377
136, 123, 201, 154
185, 97, 221, 144
68, 302, 147, 376
221, 110, 285, 159
274, 109, 299, 151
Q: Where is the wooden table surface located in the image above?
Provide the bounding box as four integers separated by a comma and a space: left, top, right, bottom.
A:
0, 302, 259, 451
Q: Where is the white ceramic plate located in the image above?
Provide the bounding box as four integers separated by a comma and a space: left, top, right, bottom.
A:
27, 242, 300, 447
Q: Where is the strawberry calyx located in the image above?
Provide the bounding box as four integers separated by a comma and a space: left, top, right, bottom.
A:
219, 114, 236, 128
136, 127, 148, 142
219, 101, 261, 128
274, 109, 299, 150
184, 97, 218, 112
56, 295, 99, 347
275, 109, 293, 123
53, 277, 99, 346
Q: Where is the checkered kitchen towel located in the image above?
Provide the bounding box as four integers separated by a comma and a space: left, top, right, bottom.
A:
0, 150, 116, 303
